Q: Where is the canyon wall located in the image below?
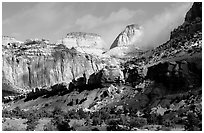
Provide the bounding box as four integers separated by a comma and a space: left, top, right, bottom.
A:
2, 40, 104, 91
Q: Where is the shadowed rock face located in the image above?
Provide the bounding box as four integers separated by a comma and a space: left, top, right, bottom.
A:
2, 42, 103, 91
185, 2, 202, 22
146, 60, 202, 91
170, 2, 202, 40
88, 65, 124, 88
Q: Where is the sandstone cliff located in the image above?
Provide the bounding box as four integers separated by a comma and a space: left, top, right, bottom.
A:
58, 32, 107, 56
106, 24, 143, 58
2, 36, 23, 48
2, 40, 104, 91
110, 24, 143, 49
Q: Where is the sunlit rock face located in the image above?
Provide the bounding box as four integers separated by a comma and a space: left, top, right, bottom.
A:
110, 24, 143, 49
106, 24, 143, 58
2, 36, 23, 48
2, 40, 104, 91
57, 32, 107, 56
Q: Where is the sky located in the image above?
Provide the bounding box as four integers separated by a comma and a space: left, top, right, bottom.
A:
2, 2, 193, 49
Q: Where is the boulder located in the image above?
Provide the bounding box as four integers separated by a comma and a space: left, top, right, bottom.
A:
124, 66, 146, 87
88, 65, 124, 88
146, 60, 201, 91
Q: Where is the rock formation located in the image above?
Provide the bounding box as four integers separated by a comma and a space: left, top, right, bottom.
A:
2, 2, 202, 131
106, 24, 143, 58
58, 32, 107, 56
110, 24, 143, 49
146, 60, 202, 91
185, 2, 202, 22
2, 39, 104, 91
88, 65, 124, 88
170, 2, 202, 39
127, 2, 202, 92
2, 36, 23, 48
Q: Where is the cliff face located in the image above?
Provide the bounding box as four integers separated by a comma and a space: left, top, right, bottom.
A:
58, 32, 107, 56
106, 24, 143, 58
2, 36, 23, 48
2, 40, 104, 91
110, 24, 143, 49
125, 2, 202, 90
185, 2, 202, 22
170, 2, 202, 39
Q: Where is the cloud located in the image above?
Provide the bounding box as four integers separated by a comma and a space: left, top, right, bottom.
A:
3, 2, 192, 49
76, 8, 143, 30
3, 3, 58, 27
3, 3, 75, 41
97, 23, 127, 49
136, 3, 193, 49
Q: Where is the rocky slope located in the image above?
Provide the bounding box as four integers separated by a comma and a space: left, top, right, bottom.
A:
2, 2, 202, 131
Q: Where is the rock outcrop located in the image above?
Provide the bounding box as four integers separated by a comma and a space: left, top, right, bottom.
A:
110, 24, 143, 49
170, 2, 202, 39
146, 60, 202, 91
2, 2, 202, 131
2, 36, 23, 48
106, 24, 143, 58
88, 64, 124, 88
185, 2, 202, 22
58, 32, 107, 56
2, 40, 104, 91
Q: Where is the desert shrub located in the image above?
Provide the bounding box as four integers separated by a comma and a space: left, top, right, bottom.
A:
92, 127, 100, 131
77, 108, 88, 119
36, 109, 52, 118
147, 113, 162, 124
162, 112, 178, 127
54, 119, 72, 131
99, 109, 110, 121
43, 121, 57, 131
90, 111, 100, 119
3, 126, 20, 131
12, 107, 23, 118
106, 119, 121, 131
161, 126, 172, 131
2, 109, 12, 118
52, 106, 64, 116
129, 117, 147, 128
50, 107, 73, 131
26, 112, 39, 131
162, 119, 174, 127
184, 112, 201, 131
67, 109, 80, 119
51, 114, 71, 131
92, 117, 101, 126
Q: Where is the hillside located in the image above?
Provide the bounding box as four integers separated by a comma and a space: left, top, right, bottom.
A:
2, 2, 202, 131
